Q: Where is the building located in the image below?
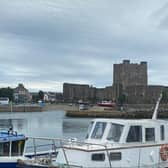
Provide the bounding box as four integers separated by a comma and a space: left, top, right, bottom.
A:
63, 60, 167, 104
113, 60, 148, 90
63, 83, 114, 103
44, 92, 63, 103
63, 83, 90, 102
113, 60, 148, 103
0, 97, 9, 105
13, 84, 32, 103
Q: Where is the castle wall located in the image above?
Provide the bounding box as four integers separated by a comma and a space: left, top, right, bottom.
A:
63, 83, 114, 102
63, 83, 90, 102
125, 85, 164, 104
63, 60, 167, 104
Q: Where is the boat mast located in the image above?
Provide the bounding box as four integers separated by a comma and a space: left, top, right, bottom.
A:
152, 93, 162, 120
9, 100, 13, 130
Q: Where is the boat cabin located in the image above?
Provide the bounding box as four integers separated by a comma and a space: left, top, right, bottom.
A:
85, 118, 168, 145
0, 129, 27, 157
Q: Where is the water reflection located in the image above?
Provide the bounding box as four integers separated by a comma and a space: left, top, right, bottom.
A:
0, 111, 92, 140
63, 118, 91, 139
0, 119, 26, 130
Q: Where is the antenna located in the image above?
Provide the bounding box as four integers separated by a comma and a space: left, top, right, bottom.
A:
152, 93, 162, 120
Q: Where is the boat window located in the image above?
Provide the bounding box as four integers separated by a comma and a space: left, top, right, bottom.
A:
85, 121, 94, 139
107, 123, 124, 142
145, 128, 155, 142
110, 152, 122, 161
126, 126, 142, 142
91, 122, 107, 139
0, 142, 10, 156
12, 140, 25, 156
160, 125, 165, 141
91, 153, 105, 161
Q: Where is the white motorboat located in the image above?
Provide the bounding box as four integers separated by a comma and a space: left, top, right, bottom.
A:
18, 94, 168, 168
53, 94, 168, 167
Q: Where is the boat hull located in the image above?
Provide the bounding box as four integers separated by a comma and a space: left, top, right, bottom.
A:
0, 156, 28, 168
0, 162, 17, 168
54, 145, 168, 168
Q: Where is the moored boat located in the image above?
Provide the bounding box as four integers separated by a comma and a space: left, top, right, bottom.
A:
18, 93, 168, 168
0, 128, 28, 168
97, 101, 116, 107
54, 94, 168, 167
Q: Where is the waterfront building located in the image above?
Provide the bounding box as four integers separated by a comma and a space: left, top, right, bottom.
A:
44, 92, 63, 103
0, 97, 9, 105
14, 83, 32, 103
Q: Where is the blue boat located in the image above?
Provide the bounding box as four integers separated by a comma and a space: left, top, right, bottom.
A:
0, 127, 27, 168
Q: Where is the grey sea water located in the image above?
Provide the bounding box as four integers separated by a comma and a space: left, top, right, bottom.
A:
0, 110, 91, 140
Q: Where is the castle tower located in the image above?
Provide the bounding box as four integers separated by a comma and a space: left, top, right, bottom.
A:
113, 60, 148, 90
113, 60, 148, 101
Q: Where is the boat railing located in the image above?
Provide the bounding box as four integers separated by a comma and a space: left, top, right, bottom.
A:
25, 136, 112, 168
22, 136, 167, 168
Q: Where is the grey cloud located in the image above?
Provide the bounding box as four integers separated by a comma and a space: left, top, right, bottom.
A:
0, 0, 168, 91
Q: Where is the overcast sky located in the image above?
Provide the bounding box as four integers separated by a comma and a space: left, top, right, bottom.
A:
0, 0, 168, 92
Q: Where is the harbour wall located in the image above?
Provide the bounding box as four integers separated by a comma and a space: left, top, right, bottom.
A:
66, 104, 168, 118
0, 104, 42, 112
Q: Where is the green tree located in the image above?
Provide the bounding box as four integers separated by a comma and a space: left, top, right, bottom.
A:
32, 94, 39, 103
117, 94, 126, 105
0, 87, 14, 101
38, 90, 44, 100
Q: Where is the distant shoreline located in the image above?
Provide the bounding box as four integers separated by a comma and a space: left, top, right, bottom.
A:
42, 103, 79, 111
0, 104, 42, 112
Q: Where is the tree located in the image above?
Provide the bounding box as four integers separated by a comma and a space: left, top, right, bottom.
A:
32, 94, 39, 103
38, 90, 44, 100
0, 87, 14, 101
117, 94, 126, 105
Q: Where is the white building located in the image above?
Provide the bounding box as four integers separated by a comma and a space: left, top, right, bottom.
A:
0, 97, 9, 105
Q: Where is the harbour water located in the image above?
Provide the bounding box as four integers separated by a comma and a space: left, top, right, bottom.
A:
0, 110, 91, 140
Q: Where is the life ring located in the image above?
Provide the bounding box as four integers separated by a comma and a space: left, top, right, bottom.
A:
160, 144, 168, 161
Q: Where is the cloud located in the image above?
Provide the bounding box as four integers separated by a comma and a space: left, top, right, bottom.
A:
0, 0, 168, 91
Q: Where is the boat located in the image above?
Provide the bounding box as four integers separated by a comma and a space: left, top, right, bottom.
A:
97, 101, 116, 107
79, 104, 89, 110
17, 93, 168, 168
0, 127, 28, 168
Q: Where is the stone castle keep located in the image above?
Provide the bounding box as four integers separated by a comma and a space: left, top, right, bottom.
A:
63, 60, 168, 104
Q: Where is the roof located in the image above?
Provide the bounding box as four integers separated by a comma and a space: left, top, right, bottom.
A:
91, 118, 168, 125
0, 131, 26, 142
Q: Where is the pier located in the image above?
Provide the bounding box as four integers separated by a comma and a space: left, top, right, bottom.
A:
66, 104, 168, 119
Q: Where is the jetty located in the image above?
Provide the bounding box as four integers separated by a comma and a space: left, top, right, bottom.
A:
66, 104, 168, 118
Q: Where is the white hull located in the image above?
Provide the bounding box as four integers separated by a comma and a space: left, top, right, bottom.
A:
55, 145, 168, 168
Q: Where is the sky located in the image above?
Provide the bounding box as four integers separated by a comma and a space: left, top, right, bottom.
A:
0, 0, 168, 92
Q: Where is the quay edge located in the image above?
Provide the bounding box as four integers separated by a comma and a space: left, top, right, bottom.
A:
66, 110, 168, 119
0, 105, 42, 112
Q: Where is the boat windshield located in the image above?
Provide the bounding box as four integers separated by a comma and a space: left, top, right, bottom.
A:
0, 140, 25, 156
107, 123, 124, 142
91, 122, 107, 139
85, 121, 94, 139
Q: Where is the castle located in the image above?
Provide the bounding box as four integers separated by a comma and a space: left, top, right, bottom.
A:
63, 60, 167, 104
